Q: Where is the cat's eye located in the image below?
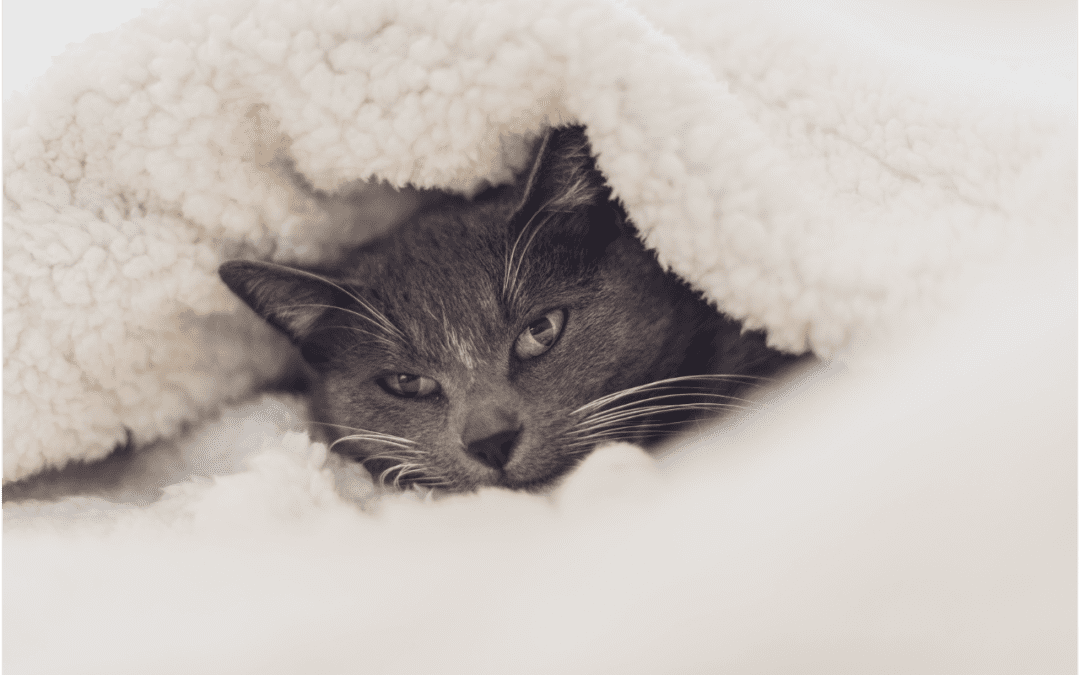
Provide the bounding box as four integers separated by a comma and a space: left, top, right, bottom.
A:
515, 309, 566, 360
377, 373, 441, 399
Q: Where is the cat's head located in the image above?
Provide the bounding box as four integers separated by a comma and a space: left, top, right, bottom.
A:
220, 126, 719, 491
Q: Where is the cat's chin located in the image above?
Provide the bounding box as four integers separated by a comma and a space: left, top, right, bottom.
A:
448, 461, 584, 494
487, 472, 566, 494
339, 449, 574, 494
444, 443, 589, 492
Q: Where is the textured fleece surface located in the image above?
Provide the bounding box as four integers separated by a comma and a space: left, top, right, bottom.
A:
2, 0, 1075, 670
4, 254, 1074, 674
4, 0, 1071, 482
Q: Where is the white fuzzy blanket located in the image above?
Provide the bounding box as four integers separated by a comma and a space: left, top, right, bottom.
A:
4, 0, 1074, 671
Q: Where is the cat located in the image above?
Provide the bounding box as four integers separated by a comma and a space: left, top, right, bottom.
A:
219, 125, 806, 492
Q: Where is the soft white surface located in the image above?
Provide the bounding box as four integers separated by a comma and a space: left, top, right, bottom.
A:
5, 253, 1074, 674
3, 0, 165, 100
4, 0, 1073, 481
8, 0, 1073, 98
2, 0, 1075, 671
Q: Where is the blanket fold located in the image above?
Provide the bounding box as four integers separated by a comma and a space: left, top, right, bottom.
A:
4, 0, 1071, 483
4, 0, 1075, 672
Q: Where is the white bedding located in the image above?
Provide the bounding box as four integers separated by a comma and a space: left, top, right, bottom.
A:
3, 0, 1074, 671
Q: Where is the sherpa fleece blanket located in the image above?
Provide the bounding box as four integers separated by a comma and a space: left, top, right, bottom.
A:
4, 0, 1074, 672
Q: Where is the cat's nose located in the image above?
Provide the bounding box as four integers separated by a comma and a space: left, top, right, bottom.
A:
462, 408, 521, 470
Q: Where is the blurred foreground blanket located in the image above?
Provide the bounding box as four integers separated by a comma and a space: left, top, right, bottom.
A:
3, 0, 1074, 672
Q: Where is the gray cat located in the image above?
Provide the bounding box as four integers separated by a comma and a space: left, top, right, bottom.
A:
220, 126, 805, 491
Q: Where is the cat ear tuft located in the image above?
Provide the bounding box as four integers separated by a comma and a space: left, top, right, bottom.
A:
219, 260, 346, 343
510, 125, 625, 250
514, 125, 613, 217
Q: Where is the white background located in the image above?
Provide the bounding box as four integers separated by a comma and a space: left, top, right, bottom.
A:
3, 0, 1076, 101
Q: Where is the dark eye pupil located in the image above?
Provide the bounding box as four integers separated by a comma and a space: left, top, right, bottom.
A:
529, 318, 555, 345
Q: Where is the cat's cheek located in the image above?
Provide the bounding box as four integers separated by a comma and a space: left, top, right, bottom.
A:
517, 338, 618, 408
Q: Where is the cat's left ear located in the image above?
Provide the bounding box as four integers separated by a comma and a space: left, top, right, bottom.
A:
509, 125, 626, 249
219, 260, 354, 344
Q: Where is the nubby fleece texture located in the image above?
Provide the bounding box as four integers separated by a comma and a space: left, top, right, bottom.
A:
5, 0, 1069, 483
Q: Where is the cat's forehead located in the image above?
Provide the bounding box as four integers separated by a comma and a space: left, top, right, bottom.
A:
348, 197, 595, 369
393, 290, 501, 371
368, 224, 508, 368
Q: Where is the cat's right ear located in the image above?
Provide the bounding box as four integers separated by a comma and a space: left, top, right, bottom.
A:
219, 260, 347, 343
509, 125, 625, 252
512, 125, 610, 218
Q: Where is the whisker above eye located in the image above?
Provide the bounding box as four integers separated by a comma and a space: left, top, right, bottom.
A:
268, 303, 403, 345
506, 213, 558, 306
263, 264, 407, 341
306, 325, 399, 348
503, 194, 564, 307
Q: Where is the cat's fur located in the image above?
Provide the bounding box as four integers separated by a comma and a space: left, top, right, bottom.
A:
220, 126, 804, 492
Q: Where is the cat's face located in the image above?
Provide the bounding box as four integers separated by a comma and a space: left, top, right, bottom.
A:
221, 126, 733, 491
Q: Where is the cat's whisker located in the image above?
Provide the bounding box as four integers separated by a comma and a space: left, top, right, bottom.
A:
352, 434, 418, 447
578, 392, 748, 419
574, 406, 751, 432
562, 415, 722, 452
503, 194, 564, 304
507, 213, 559, 306
219, 127, 807, 494
313, 423, 416, 444
310, 421, 418, 442
373, 462, 401, 486
357, 451, 425, 465
379, 463, 406, 487
503, 196, 555, 297
563, 432, 677, 451
571, 374, 764, 415
391, 465, 430, 489
234, 261, 363, 308
565, 422, 676, 443
569, 402, 740, 435
308, 324, 399, 349
380, 462, 432, 489
294, 268, 406, 341
411, 479, 452, 489
269, 302, 403, 345
558, 374, 762, 451
329, 432, 417, 447
329, 434, 418, 453
572, 385, 746, 414
579, 401, 741, 425
408, 484, 442, 499
576, 394, 748, 426
349, 299, 405, 342
247, 260, 405, 340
